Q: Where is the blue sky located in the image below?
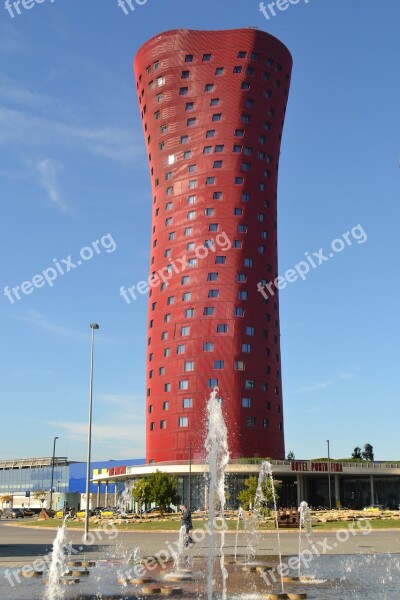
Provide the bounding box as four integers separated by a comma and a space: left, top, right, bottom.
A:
0, 0, 399, 462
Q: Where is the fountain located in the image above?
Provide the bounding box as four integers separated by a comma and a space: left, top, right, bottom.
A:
234, 507, 246, 563
204, 387, 230, 600
43, 517, 69, 600
297, 501, 312, 579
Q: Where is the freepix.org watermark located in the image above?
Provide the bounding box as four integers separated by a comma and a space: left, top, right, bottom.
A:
257, 224, 367, 301
261, 518, 372, 587
120, 231, 232, 305
3, 234, 117, 305
117, 0, 149, 16
259, 0, 310, 21
4, 522, 118, 588
4, 0, 55, 19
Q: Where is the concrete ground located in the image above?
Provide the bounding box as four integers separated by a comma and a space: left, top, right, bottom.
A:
1, 520, 399, 569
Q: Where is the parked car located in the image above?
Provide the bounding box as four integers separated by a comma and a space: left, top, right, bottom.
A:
4, 508, 24, 519
22, 508, 35, 516
363, 504, 384, 511
144, 506, 174, 514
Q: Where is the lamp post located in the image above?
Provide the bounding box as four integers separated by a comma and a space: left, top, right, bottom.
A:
49, 436, 59, 511
188, 442, 192, 509
84, 323, 100, 542
327, 439, 332, 510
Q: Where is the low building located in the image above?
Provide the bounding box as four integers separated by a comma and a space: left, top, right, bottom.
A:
92, 459, 400, 511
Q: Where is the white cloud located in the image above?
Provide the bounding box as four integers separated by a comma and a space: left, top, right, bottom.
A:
294, 381, 332, 394
35, 158, 66, 211
16, 310, 89, 341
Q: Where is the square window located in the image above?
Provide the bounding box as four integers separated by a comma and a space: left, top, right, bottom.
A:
238, 51, 247, 59
217, 324, 228, 333
187, 117, 196, 126
215, 67, 224, 75
212, 113, 222, 122
182, 292, 191, 301
181, 71, 190, 79
181, 326, 190, 336
241, 82, 250, 90
206, 130, 216, 138
179, 87, 189, 95
188, 164, 196, 173
238, 224, 247, 233
184, 227, 192, 236
185, 54, 193, 62
213, 160, 223, 168
242, 397, 251, 408
203, 307, 214, 316
215, 256, 226, 264
233, 66, 243, 73
215, 145, 224, 152
179, 380, 189, 390
244, 258, 253, 267
186, 102, 194, 111
235, 129, 244, 137
183, 397, 193, 408
208, 378, 218, 387
213, 191, 223, 199
181, 135, 189, 144
210, 98, 220, 106
184, 361, 194, 371
235, 177, 244, 185
245, 379, 255, 389
235, 360, 245, 370
208, 272, 218, 281
177, 344, 185, 354
203, 342, 214, 351
209, 223, 218, 232
246, 326, 255, 335
164, 382, 171, 392
150, 422, 155, 431
214, 360, 224, 369
189, 180, 197, 190
205, 208, 214, 216
235, 307, 244, 316
181, 275, 190, 285
233, 240, 242, 249
205, 83, 214, 92
246, 417, 256, 427
263, 419, 269, 428
241, 114, 251, 123
242, 343, 251, 353
163, 401, 169, 410
185, 308, 195, 318
242, 193, 250, 202
206, 177, 215, 185
179, 417, 188, 427
238, 290, 247, 299
203, 53, 212, 61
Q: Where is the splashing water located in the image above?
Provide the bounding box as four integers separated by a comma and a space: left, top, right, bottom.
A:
43, 517, 68, 600
116, 480, 133, 516
253, 461, 285, 594
234, 507, 246, 563
298, 500, 313, 577
205, 387, 229, 600
173, 525, 188, 571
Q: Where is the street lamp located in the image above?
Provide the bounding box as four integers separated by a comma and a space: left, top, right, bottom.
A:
49, 436, 59, 511
327, 439, 332, 510
84, 323, 99, 542
188, 442, 192, 509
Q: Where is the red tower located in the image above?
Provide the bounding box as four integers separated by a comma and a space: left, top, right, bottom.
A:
134, 28, 292, 464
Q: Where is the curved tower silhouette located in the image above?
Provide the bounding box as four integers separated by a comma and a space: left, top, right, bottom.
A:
134, 28, 292, 463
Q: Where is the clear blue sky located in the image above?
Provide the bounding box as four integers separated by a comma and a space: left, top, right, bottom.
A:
0, 0, 399, 462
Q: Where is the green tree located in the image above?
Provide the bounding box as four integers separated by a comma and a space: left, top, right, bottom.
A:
132, 479, 151, 515
287, 450, 295, 461
351, 447, 363, 460
362, 443, 374, 461
237, 475, 281, 510
147, 470, 181, 516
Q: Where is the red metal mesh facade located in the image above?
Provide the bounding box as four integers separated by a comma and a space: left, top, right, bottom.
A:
134, 29, 292, 463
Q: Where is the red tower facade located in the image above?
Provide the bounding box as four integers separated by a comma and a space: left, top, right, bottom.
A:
134, 29, 292, 464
